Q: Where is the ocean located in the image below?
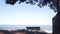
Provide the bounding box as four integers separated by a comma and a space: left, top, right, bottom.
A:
0, 25, 52, 31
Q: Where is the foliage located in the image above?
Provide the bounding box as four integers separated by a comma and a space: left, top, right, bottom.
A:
5, 0, 57, 12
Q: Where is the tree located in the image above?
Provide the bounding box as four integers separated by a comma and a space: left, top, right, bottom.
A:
5, 0, 55, 11
5, 0, 59, 34
52, 0, 60, 34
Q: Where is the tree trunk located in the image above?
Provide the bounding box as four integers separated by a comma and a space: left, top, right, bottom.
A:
52, 12, 60, 34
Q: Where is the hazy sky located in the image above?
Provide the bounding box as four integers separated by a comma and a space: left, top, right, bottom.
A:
0, 0, 56, 25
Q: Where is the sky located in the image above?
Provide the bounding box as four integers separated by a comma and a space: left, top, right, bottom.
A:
0, 0, 56, 25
